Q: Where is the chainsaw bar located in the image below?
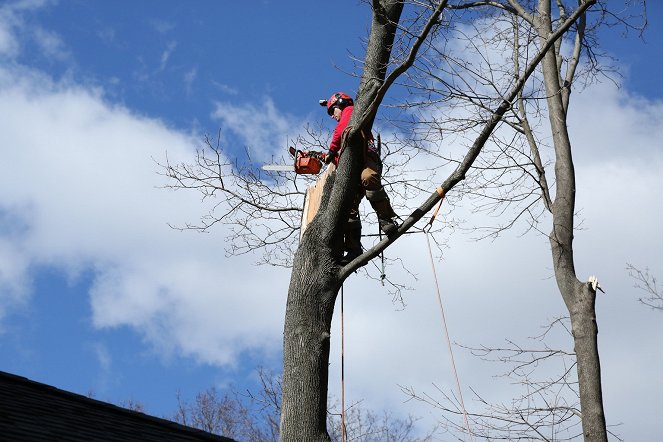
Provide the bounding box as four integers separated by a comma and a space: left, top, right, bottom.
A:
261, 164, 296, 172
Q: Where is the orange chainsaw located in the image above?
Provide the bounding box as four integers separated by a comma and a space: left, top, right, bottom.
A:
261, 146, 327, 174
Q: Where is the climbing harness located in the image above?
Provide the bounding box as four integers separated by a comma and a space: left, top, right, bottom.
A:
424, 187, 473, 442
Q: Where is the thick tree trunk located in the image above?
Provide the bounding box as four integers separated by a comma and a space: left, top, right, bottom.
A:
279, 2, 403, 440
280, 233, 341, 441
569, 283, 607, 441
538, 2, 608, 440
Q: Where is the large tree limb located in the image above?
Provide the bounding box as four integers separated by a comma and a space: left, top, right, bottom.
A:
355, 1, 450, 131
340, 0, 596, 280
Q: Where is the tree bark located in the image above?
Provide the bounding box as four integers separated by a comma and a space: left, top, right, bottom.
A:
537, 1, 608, 440
279, 2, 403, 440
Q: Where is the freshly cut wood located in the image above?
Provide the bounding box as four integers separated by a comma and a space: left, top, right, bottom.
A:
300, 164, 335, 238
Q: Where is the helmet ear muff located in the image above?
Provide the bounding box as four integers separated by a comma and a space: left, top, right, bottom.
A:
322, 92, 353, 115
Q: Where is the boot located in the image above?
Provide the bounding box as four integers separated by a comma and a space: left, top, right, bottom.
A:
378, 216, 398, 237
340, 218, 362, 265
366, 187, 399, 237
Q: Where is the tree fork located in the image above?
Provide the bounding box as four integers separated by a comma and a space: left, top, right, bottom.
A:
279, 2, 404, 440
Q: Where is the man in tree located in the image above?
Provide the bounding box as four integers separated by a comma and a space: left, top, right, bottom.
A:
320, 91, 399, 264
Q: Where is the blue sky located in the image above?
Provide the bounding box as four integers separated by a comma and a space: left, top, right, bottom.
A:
10, 1, 373, 134
1, 1, 663, 439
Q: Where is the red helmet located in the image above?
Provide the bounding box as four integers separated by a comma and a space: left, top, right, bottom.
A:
319, 92, 354, 116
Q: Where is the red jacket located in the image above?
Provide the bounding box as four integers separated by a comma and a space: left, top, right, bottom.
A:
329, 105, 378, 166
328, 106, 354, 165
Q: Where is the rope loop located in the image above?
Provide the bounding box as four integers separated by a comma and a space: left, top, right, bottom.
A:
423, 187, 446, 233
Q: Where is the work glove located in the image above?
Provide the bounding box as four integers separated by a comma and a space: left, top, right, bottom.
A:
324, 150, 336, 164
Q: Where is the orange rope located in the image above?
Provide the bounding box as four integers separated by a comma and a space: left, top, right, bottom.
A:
424, 192, 473, 442
425, 233, 473, 441
424, 187, 446, 232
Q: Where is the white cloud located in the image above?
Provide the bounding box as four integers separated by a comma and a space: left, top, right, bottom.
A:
0, 237, 30, 321
0, 61, 289, 366
159, 40, 177, 71
211, 98, 305, 163
0, 21, 18, 57
212, 81, 239, 96
0, 1, 23, 57
0, 0, 53, 59
183, 66, 197, 96
97, 27, 116, 46
89, 341, 116, 394
570, 81, 663, 164
32, 27, 69, 61
149, 19, 175, 35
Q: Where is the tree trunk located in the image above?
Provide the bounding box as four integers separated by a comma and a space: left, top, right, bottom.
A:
538, 2, 608, 440
279, 237, 341, 441
279, 2, 403, 440
569, 283, 607, 441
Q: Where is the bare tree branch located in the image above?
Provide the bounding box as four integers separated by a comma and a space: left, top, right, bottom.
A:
342, 0, 596, 279
627, 263, 663, 311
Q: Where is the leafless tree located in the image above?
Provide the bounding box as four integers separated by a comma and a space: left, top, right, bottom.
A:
162, 1, 602, 440
172, 368, 433, 442
401, 317, 623, 441
328, 402, 436, 442
389, 2, 647, 440
160, 128, 326, 268
119, 398, 146, 413
627, 263, 663, 311
173, 378, 277, 442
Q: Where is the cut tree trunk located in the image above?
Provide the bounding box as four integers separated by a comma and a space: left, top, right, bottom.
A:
539, 4, 608, 438
279, 2, 404, 440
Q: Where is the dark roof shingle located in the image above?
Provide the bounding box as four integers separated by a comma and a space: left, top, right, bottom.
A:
0, 371, 236, 441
